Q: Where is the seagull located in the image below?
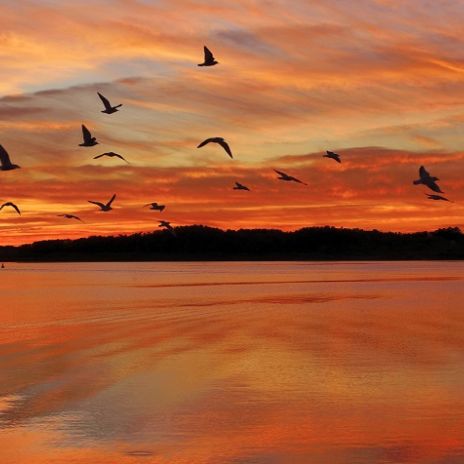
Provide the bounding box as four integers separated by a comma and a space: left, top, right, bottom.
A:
323, 150, 341, 163
98, 92, 122, 114
198, 46, 218, 66
159, 220, 176, 236
274, 169, 307, 185
58, 214, 84, 222
79, 125, 98, 147
197, 137, 233, 159
144, 202, 165, 212
233, 182, 250, 191
93, 152, 129, 163
159, 220, 173, 229
0, 145, 20, 171
413, 166, 443, 193
0, 202, 21, 215
88, 194, 116, 211
425, 194, 451, 202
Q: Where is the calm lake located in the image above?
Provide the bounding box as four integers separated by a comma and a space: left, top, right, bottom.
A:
1, 262, 463, 463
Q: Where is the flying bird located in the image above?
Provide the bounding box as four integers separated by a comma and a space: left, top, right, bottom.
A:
98, 92, 122, 114
93, 152, 129, 163
425, 194, 451, 202
159, 220, 173, 229
159, 220, 176, 236
233, 182, 250, 191
198, 46, 218, 66
413, 166, 443, 193
0, 202, 21, 215
88, 194, 116, 212
0, 145, 20, 171
323, 150, 341, 163
145, 202, 165, 212
58, 214, 84, 222
79, 125, 98, 147
197, 137, 233, 159
274, 169, 307, 185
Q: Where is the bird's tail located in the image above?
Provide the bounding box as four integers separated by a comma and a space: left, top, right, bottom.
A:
160, 205, 166, 211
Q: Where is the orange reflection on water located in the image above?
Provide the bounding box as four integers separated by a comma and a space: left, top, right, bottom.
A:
0, 262, 463, 463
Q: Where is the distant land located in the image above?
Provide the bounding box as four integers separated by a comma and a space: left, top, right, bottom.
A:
1, 225, 464, 262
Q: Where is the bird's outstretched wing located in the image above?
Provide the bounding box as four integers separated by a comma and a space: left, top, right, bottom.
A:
419, 166, 430, 179
12, 203, 21, 215
218, 140, 233, 158
426, 194, 449, 201
107, 194, 116, 207
204, 46, 214, 62
427, 180, 443, 193
97, 92, 112, 110
0, 145, 12, 168
197, 138, 214, 148
274, 169, 287, 177
291, 176, 307, 185
93, 154, 105, 159
88, 201, 105, 209
114, 154, 129, 163
82, 125, 92, 143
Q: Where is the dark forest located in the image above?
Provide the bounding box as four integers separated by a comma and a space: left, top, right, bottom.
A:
1, 225, 463, 261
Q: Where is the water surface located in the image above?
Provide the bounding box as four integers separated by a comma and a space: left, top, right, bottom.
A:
1, 262, 463, 463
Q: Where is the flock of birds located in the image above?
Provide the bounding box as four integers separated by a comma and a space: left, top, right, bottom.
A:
0, 46, 453, 236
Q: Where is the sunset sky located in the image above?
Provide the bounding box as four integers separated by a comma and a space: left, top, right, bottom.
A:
1, 0, 464, 245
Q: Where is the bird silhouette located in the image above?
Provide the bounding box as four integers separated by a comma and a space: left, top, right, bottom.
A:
0, 202, 21, 215
425, 193, 451, 202
198, 46, 218, 66
323, 150, 341, 163
88, 194, 116, 211
58, 214, 84, 222
144, 202, 165, 212
413, 166, 443, 193
197, 137, 233, 158
98, 92, 122, 114
93, 152, 129, 163
159, 220, 176, 236
274, 169, 307, 185
233, 182, 250, 191
0, 145, 20, 171
79, 125, 98, 147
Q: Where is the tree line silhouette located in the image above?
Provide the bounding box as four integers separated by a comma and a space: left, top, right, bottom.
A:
1, 225, 464, 261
